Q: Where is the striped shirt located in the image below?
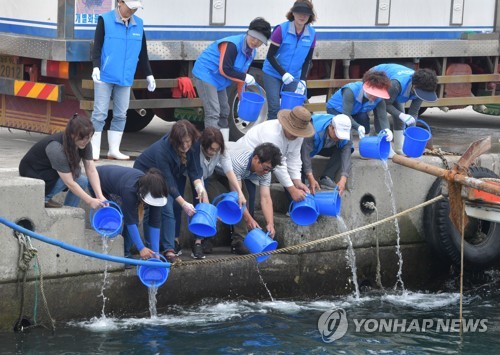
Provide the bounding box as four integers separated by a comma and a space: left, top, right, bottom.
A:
224, 149, 271, 187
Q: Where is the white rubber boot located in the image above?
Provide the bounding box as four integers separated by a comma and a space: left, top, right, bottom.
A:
90, 131, 102, 161
220, 128, 230, 142
107, 130, 130, 160
393, 130, 405, 155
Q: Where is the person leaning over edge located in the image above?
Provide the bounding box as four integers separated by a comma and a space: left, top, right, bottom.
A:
208, 143, 282, 255
263, 0, 317, 120
90, 0, 156, 161
192, 17, 272, 141
95, 165, 168, 261
232, 105, 314, 204
19, 114, 107, 209
371, 63, 438, 156
301, 114, 353, 194
326, 70, 393, 146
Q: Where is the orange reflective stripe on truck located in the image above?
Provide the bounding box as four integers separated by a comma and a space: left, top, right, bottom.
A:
14, 80, 62, 102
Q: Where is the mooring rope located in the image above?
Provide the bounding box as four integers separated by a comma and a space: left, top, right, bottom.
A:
171, 194, 445, 268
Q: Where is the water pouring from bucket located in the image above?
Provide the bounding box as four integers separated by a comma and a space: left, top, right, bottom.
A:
244, 229, 278, 263
137, 254, 170, 288
89, 201, 123, 237
188, 202, 218, 237
237, 84, 266, 122
359, 131, 390, 160
212, 192, 245, 225
280, 80, 307, 110
289, 194, 319, 226
402, 119, 432, 158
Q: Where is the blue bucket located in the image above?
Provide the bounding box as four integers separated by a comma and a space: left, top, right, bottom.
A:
212, 192, 245, 225
403, 119, 432, 158
359, 131, 390, 160
280, 81, 307, 110
289, 194, 319, 226
89, 201, 123, 237
188, 202, 218, 237
238, 84, 265, 122
314, 188, 342, 217
244, 229, 278, 263
137, 255, 169, 288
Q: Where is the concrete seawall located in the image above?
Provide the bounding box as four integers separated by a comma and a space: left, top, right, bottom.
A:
1, 152, 498, 331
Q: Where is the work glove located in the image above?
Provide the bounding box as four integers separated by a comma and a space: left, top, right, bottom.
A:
245, 74, 256, 86
91, 67, 101, 83
282, 72, 294, 85
381, 128, 393, 142
181, 201, 196, 216
146, 75, 156, 92
398, 113, 416, 126
295, 80, 306, 95
357, 126, 366, 139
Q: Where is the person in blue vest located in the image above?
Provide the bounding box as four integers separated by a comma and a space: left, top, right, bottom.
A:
192, 18, 272, 141
90, 0, 156, 161
371, 63, 438, 155
263, 0, 317, 120
95, 165, 168, 261
301, 114, 353, 193
326, 70, 393, 146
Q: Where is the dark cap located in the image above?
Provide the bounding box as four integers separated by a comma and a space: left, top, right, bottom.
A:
291, 1, 314, 16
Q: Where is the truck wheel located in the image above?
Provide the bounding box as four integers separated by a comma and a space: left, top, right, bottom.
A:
423, 166, 500, 270
226, 83, 268, 141
104, 109, 155, 132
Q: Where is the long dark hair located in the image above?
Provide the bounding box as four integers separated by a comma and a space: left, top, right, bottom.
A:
169, 120, 200, 164
200, 127, 225, 155
63, 114, 94, 178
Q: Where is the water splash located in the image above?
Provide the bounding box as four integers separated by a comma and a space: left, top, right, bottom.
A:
97, 236, 110, 318
337, 217, 360, 300
148, 286, 159, 318
256, 264, 274, 301
381, 160, 405, 292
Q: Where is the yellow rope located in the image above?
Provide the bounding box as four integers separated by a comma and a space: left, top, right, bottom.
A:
172, 194, 445, 268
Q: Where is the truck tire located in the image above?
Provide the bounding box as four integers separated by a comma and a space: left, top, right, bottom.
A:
423, 166, 500, 270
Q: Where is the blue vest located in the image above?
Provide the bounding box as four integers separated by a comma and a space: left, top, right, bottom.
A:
327, 82, 381, 114
310, 114, 349, 156
99, 10, 144, 86
262, 21, 315, 80
372, 63, 418, 103
192, 34, 254, 91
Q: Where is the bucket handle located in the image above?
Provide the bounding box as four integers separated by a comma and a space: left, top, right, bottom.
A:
280, 79, 308, 98
189, 208, 217, 226
243, 83, 263, 97
415, 119, 432, 133
212, 192, 247, 212
89, 200, 123, 224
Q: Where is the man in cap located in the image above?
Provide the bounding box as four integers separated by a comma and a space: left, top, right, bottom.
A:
370, 63, 438, 155
326, 70, 393, 144
232, 106, 315, 207
90, 0, 156, 161
301, 114, 353, 194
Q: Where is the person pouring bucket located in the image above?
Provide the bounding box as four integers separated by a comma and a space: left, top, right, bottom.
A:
95, 165, 168, 261
192, 17, 272, 141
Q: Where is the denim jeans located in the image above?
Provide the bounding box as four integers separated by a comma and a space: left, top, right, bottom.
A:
193, 76, 230, 129
263, 74, 298, 120
45, 175, 88, 207
327, 108, 371, 135
91, 81, 131, 132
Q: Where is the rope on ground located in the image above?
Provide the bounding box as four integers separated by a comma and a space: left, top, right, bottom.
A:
172, 194, 445, 268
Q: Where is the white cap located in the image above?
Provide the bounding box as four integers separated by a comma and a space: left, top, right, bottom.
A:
123, 0, 143, 9
141, 192, 167, 207
331, 114, 352, 140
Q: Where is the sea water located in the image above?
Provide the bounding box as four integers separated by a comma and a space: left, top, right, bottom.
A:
2, 274, 500, 353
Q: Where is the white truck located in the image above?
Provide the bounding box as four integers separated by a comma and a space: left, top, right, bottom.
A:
0, 0, 498, 139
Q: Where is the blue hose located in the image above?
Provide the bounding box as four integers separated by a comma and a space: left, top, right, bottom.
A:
0, 217, 170, 269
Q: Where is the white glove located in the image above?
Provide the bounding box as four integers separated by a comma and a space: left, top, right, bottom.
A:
382, 128, 393, 142
91, 67, 101, 83
398, 113, 416, 126
146, 75, 156, 92
357, 126, 366, 139
295, 80, 306, 95
245, 74, 256, 86
194, 182, 206, 200
181, 201, 196, 216
282, 72, 294, 85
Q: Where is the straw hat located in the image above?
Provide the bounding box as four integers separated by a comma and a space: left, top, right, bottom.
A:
277, 106, 314, 138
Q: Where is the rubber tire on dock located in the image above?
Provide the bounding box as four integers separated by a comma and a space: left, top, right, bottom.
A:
423, 166, 500, 270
